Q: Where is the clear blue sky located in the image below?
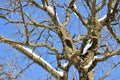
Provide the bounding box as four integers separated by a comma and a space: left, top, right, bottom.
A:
0, 0, 120, 80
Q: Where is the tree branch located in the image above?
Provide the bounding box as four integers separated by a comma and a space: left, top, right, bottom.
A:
41, 0, 49, 6
84, 0, 92, 11
96, 0, 106, 12
62, 9, 70, 27
73, 35, 86, 42
100, 0, 119, 25
0, 35, 24, 45
1, 39, 64, 79
29, 0, 60, 26
14, 62, 34, 79
13, 44, 63, 79
29, 0, 44, 10
0, 11, 56, 32
95, 49, 120, 62
99, 62, 120, 80
69, 0, 87, 27
18, 0, 29, 44
0, 35, 66, 77
107, 24, 120, 43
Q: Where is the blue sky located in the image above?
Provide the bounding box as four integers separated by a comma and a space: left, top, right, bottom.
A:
0, 0, 120, 80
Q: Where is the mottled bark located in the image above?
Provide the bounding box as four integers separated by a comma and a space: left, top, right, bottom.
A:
0, 0, 119, 80
79, 69, 94, 80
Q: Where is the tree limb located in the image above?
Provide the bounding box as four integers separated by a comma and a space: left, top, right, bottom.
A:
14, 62, 34, 79
0, 35, 68, 76
73, 35, 86, 42
0, 11, 56, 32
99, 62, 120, 80
62, 9, 70, 27
41, 0, 49, 6
107, 24, 120, 43
100, 0, 119, 25
96, 0, 106, 12
18, 0, 29, 44
0, 39, 64, 79
84, 0, 92, 11
29, 0, 44, 10
95, 49, 120, 62
29, 0, 60, 26
69, 0, 88, 27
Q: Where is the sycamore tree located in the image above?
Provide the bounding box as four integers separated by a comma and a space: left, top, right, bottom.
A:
0, 0, 120, 80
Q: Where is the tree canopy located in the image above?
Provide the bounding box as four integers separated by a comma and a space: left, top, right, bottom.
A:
0, 0, 120, 80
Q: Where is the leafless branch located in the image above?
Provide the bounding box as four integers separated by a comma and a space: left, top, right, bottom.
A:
14, 62, 34, 79
107, 24, 120, 43
0, 10, 56, 32
8, 43, 63, 79
62, 9, 70, 27
41, 0, 49, 6
96, 0, 106, 12
0, 35, 24, 45
100, 0, 119, 25
73, 35, 86, 42
0, 0, 120, 79
99, 62, 120, 80
0, 64, 14, 80
95, 49, 120, 62
29, 0, 43, 10
84, 0, 92, 11
18, 0, 29, 44
69, 0, 88, 27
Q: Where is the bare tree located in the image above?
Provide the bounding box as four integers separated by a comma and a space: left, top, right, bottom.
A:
0, 0, 120, 80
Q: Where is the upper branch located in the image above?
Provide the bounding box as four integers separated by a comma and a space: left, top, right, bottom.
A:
18, 0, 29, 44
100, 0, 119, 25
62, 9, 70, 27
96, 0, 106, 12
95, 49, 120, 62
0, 6, 56, 32
73, 35, 86, 42
69, 0, 87, 27
29, 0, 60, 26
41, 0, 49, 6
84, 0, 92, 11
107, 23, 120, 43
29, 0, 44, 10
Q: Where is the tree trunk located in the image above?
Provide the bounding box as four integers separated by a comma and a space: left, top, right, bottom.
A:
79, 69, 94, 80
88, 69, 94, 80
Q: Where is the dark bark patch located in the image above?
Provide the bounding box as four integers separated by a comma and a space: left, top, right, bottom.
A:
64, 39, 73, 49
